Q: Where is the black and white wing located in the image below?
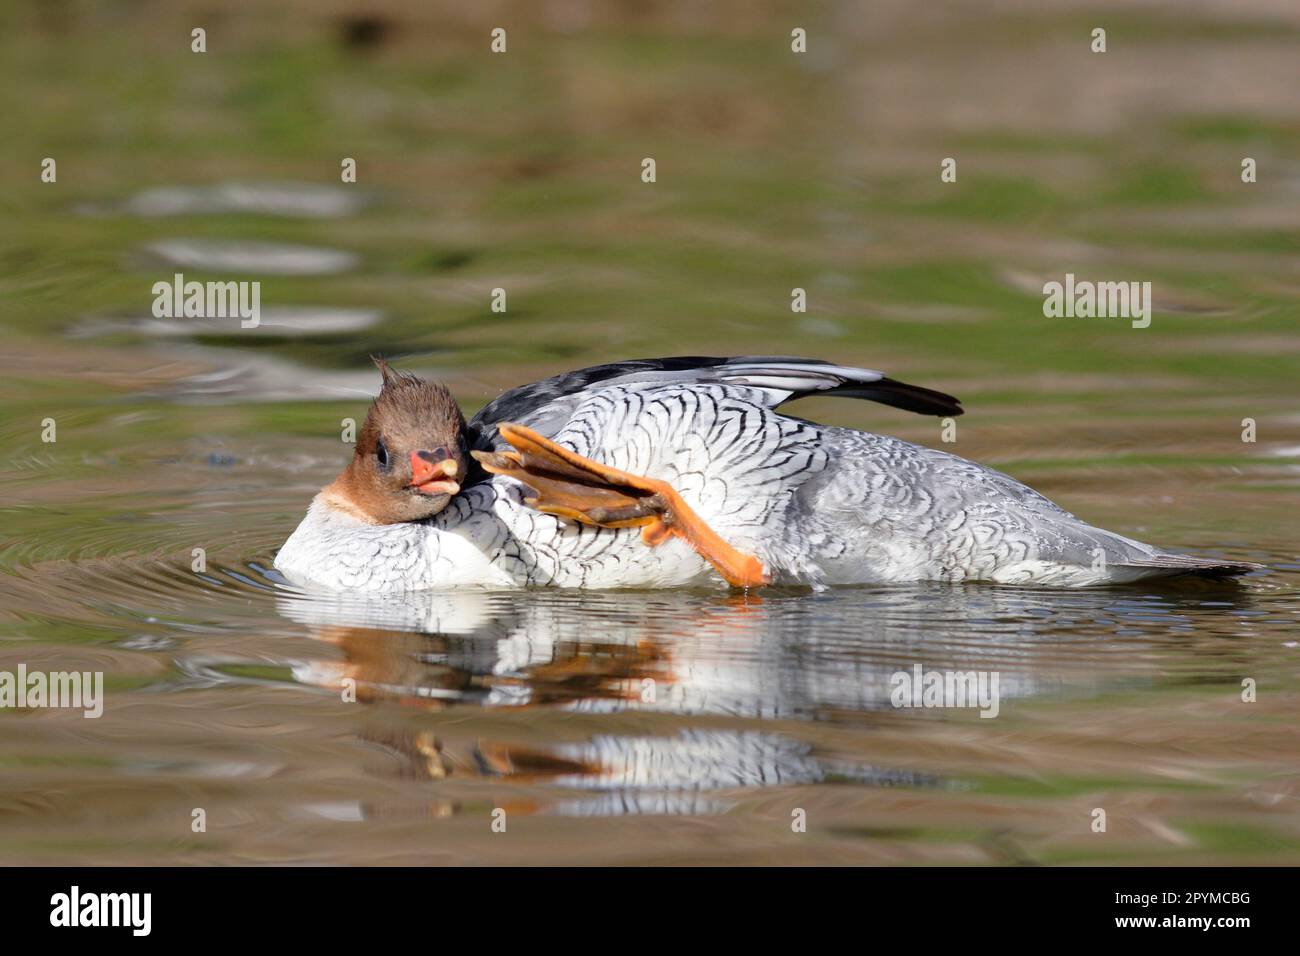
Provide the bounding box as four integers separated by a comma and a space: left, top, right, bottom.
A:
465, 355, 962, 453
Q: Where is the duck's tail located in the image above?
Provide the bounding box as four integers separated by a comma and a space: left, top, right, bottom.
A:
1116, 552, 1263, 580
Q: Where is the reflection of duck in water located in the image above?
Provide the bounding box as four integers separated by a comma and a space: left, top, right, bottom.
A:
280, 591, 960, 813
276, 588, 1052, 719
275, 356, 1257, 589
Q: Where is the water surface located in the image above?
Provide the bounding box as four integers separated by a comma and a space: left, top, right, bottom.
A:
1, 0, 1298, 865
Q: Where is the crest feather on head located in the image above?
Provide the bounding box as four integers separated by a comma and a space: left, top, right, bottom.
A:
356, 355, 466, 457
372, 354, 424, 391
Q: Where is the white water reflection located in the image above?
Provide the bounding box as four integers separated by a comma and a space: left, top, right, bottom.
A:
139, 239, 359, 275
150, 345, 385, 403
83, 181, 371, 219
73, 306, 383, 339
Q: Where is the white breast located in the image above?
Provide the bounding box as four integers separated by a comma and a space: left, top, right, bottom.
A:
274, 485, 715, 593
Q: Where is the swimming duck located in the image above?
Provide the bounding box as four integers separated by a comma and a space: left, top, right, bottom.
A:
274, 356, 1256, 591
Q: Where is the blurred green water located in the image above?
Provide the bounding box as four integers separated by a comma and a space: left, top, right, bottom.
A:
0, 0, 1297, 866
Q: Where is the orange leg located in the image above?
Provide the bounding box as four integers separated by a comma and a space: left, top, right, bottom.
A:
472, 423, 771, 589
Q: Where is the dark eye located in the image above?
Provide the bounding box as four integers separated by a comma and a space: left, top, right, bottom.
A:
375, 438, 390, 472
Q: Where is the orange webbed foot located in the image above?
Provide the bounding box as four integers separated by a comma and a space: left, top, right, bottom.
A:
472, 423, 771, 589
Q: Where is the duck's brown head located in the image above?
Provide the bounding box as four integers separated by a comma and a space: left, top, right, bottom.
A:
323, 357, 469, 524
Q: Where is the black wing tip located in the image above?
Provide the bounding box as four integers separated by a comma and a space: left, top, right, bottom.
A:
826, 377, 964, 417
1192, 563, 1264, 578
1178, 560, 1266, 578
714, 358, 965, 417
